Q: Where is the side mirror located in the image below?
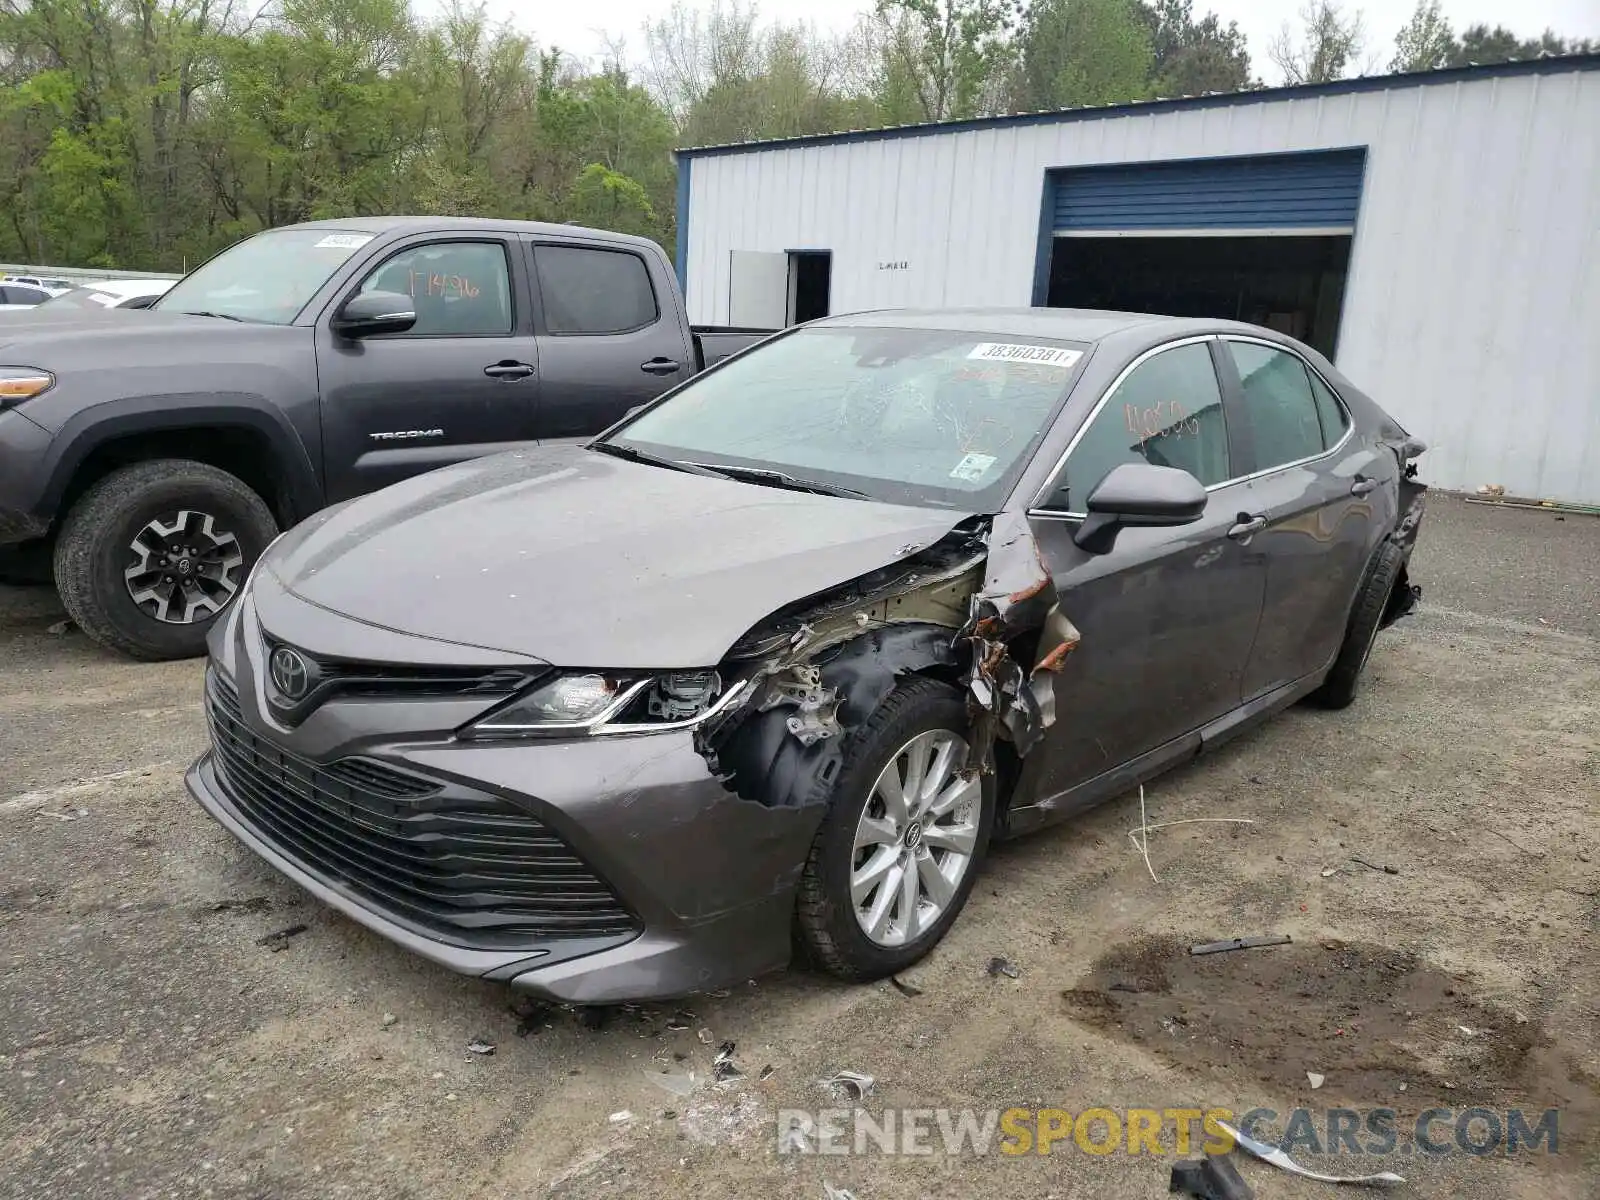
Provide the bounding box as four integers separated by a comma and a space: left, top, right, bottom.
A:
1073, 462, 1207, 555
331, 290, 416, 338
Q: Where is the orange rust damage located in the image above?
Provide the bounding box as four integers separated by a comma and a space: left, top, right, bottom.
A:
1006, 576, 1050, 605
1032, 638, 1079, 674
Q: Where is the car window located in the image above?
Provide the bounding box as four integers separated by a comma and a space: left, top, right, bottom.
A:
1307, 368, 1350, 446
1052, 342, 1230, 512
2, 285, 48, 305
1227, 341, 1326, 469
616, 325, 1088, 510
359, 241, 513, 337
534, 245, 657, 335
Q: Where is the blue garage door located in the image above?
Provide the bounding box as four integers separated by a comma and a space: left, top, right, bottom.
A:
1052, 149, 1366, 235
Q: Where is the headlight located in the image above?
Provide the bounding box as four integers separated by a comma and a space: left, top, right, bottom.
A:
0, 367, 55, 406
464, 670, 740, 739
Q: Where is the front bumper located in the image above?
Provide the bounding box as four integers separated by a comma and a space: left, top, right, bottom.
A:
0, 407, 53, 546
186, 594, 822, 1003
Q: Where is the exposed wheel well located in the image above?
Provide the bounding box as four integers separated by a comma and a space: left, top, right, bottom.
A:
57, 427, 291, 531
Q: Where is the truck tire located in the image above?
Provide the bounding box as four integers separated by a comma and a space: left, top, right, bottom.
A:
53, 460, 278, 661
1309, 539, 1405, 710
795, 678, 995, 982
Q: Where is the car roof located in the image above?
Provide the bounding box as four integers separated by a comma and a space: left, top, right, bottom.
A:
279, 215, 662, 250
815, 306, 1323, 357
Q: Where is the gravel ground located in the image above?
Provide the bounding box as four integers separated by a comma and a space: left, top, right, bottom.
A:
1, 493, 1596, 1200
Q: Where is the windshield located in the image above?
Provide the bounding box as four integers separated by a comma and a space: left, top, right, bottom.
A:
155, 227, 376, 324
610, 326, 1089, 510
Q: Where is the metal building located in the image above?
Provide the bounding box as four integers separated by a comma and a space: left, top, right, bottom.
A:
675, 56, 1600, 505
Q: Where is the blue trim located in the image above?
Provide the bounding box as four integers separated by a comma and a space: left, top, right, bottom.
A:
1029, 174, 1055, 306
1050, 148, 1365, 232
674, 156, 690, 298
676, 54, 1600, 159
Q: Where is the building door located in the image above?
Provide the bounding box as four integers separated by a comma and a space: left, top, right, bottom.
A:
1040, 149, 1366, 359
728, 250, 833, 327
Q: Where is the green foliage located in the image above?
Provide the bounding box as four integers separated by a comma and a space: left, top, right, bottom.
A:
0, 0, 1586, 272
1014, 0, 1153, 111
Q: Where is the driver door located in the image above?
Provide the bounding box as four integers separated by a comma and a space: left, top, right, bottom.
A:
1021, 338, 1268, 806
316, 236, 541, 503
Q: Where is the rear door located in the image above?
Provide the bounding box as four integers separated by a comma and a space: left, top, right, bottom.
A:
1024, 337, 1267, 799
524, 239, 695, 440
1219, 337, 1385, 698
316, 235, 540, 503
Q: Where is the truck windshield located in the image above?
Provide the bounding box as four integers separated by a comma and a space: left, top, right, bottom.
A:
610, 325, 1090, 512
155, 228, 377, 324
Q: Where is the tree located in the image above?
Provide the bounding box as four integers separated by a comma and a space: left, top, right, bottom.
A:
1139, 0, 1254, 96
871, 0, 1021, 121
1390, 0, 1453, 72
1445, 23, 1594, 67
1013, 0, 1152, 111
1268, 0, 1365, 86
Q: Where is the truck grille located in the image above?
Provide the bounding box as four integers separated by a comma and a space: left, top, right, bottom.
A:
205, 673, 640, 946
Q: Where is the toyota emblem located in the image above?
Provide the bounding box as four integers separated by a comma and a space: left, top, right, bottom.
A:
269, 646, 312, 701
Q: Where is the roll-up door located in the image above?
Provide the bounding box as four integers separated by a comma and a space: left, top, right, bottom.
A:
1051, 149, 1366, 237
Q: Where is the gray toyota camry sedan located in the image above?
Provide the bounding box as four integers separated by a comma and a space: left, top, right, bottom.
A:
187, 309, 1427, 1003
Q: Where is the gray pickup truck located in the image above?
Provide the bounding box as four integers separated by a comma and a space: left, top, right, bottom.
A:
0, 217, 771, 659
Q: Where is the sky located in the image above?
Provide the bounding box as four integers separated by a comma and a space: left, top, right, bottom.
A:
462, 0, 1598, 84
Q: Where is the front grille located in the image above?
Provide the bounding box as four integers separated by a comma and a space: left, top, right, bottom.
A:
261, 634, 541, 700
205, 674, 640, 946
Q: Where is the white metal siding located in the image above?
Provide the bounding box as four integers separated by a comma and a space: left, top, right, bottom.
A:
683, 68, 1600, 505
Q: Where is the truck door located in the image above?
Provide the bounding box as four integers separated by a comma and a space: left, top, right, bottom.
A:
316, 235, 540, 503
524, 240, 695, 441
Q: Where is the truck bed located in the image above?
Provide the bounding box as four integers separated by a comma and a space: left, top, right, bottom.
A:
692, 326, 775, 370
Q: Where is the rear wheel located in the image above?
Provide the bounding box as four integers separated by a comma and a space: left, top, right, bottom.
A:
53, 459, 278, 661
795, 678, 994, 981
1310, 539, 1405, 710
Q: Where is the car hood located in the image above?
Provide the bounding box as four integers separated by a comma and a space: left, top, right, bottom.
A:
266, 446, 973, 667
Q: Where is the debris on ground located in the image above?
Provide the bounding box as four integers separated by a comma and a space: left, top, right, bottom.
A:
759, 1064, 776, 1081
890, 976, 923, 997
1307, 1071, 1325, 1089
824, 1069, 875, 1102
34, 808, 88, 822
1218, 1120, 1405, 1186
209, 896, 271, 914
1351, 856, 1400, 875
713, 1041, 743, 1082
608, 1110, 633, 1124
1486, 827, 1542, 857
1189, 935, 1292, 956
381, 1012, 397, 1028
578, 1006, 610, 1031
467, 1038, 496, 1056
698, 1027, 715, 1045
1127, 784, 1256, 882
985, 957, 1020, 979
255, 923, 308, 951
510, 998, 553, 1037
822, 1183, 858, 1200
1169, 1152, 1256, 1200
664, 1011, 694, 1031
1320, 867, 1337, 878
46, 619, 73, 636
645, 1070, 697, 1097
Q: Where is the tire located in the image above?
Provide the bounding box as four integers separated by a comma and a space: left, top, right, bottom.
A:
53, 459, 278, 661
795, 677, 995, 981
1310, 539, 1405, 710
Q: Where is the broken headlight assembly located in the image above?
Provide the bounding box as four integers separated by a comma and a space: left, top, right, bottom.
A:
462, 670, 747, 739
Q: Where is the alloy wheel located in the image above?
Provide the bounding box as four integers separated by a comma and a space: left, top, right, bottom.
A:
123, 509, 244, 624
850, 728, 981, 947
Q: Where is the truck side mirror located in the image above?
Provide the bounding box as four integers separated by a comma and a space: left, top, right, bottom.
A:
331, 290, 417, 338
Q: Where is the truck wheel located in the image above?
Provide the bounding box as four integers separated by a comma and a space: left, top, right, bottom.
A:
53, 460, 278, 661
795, 678, 995, 982
1309, 539, 1405, 710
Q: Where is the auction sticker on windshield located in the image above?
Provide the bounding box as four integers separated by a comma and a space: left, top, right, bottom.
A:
967, 343, 1083, 368
314, 233, 375, 250
949, 452, 997, 483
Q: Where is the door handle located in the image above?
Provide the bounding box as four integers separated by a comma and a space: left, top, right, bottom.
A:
484, 361, 535, 380
1350, 476, 1378, 496
1228, 514, 1268, 540
640, 357, 682, 376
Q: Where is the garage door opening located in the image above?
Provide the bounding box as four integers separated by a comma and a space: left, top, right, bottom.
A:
1045, 234, 1351, 358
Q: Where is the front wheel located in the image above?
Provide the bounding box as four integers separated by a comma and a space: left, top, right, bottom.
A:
53, 459, 278, 661
795, 678, 995, 981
